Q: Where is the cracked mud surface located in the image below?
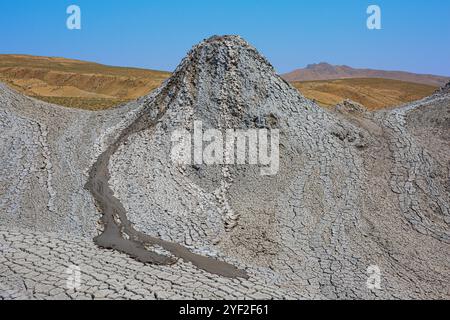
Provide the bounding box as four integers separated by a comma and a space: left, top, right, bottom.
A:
1, 36, 449, 299
85, 91, 248, 278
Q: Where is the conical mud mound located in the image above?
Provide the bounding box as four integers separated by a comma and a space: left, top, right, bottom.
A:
0, 36, 449, 299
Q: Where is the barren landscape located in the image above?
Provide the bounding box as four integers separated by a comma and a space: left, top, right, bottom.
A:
283, 62, 449, 86
0, 36, 449, 300
292, 78, 438, 110
0, 54, 171, 110
0, 54, 440, 111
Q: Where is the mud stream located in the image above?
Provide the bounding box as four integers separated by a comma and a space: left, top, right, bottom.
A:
85, 107, 248, 279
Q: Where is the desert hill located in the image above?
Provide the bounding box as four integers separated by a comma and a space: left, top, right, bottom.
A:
292, 78, 437, 110
283, 62, 449, 86
0, 54, 171, 110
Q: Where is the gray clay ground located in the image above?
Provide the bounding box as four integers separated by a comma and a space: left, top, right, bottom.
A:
1, 36, 449, 299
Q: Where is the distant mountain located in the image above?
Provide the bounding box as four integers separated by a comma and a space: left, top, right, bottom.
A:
282, 62, 449, 87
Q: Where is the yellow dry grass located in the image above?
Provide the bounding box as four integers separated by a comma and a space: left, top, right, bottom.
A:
291, 78, 438, 110
0, 54, 170, 110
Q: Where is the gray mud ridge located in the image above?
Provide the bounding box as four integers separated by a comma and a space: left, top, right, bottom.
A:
85, 92, 248, 278
1, 36, 449, 299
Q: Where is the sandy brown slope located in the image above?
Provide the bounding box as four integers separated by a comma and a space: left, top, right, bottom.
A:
0, 54, 171, 110
291, 78, 438, 110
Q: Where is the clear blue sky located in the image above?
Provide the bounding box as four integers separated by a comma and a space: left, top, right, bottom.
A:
1, 0, 449, 75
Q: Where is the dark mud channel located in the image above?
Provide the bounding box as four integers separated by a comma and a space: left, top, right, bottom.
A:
85, 107, 248, 279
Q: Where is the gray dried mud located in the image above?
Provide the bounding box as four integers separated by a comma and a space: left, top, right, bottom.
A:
1, 36, 449, 300
85, 100, 248, 278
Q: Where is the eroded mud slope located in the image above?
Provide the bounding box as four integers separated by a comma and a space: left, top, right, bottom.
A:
1, 36, 449, 300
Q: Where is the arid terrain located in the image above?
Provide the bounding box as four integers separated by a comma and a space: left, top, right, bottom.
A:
0, 54, 171, 110
0, 54, 441, 111
292, 78, 438, 110
283, 62, 449, 86
0, 36, 449, 300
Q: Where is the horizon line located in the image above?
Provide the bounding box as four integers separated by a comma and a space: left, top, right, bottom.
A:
0, 52, 449, 78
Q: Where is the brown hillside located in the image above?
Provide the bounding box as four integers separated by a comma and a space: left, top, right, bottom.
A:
0, 54, 170, 110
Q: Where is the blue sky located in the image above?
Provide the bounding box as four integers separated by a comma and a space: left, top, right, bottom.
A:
1, 0, 449, 75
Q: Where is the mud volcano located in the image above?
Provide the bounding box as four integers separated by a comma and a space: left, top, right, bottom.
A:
0, 36, 449, 299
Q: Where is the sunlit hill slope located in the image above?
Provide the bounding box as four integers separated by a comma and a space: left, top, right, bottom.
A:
0, 54, 171, 110
0, 54, 441, 110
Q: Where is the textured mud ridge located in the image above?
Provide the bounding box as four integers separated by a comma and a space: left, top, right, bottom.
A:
1, 36, 449, 299
85, 92, 249, 279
